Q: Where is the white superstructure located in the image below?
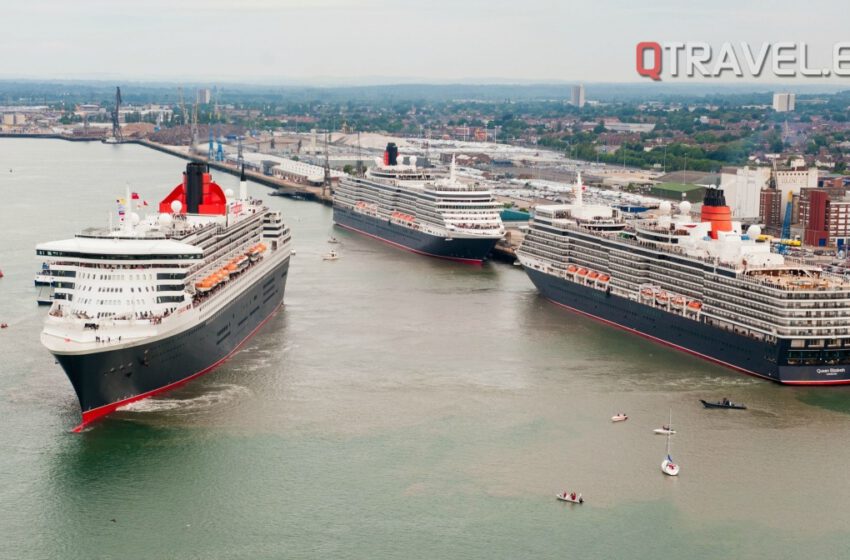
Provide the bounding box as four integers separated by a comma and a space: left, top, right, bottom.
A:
38, 173, 292, 355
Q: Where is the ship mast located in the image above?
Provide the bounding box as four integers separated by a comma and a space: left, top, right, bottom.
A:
574, 171, 583, 207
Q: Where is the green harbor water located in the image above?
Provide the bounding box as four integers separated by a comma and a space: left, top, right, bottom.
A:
2, 139, 850, 559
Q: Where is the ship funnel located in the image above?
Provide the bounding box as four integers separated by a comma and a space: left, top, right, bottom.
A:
700, 186, 733, 239
185, 162, 206, 213
384, 142, 398, 166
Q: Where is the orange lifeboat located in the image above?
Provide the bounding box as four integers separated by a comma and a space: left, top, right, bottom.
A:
567, 265, 578, 273
577, 268, 589, 277
673, 296, 685, 307
588, 271, 599, 280
598, 275, 610, 283
656, 292, 669, 303
687, 300, 703, 310
640, 288, 653, 298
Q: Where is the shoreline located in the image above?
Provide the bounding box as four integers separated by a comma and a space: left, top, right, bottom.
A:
1, 133, 519, 262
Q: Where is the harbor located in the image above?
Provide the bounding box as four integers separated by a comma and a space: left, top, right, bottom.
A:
4, 139, 850, 559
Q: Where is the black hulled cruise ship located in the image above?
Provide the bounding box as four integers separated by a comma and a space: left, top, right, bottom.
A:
37, 163, 292, 430
333, 143, 504, 263
517, 173, 850, 385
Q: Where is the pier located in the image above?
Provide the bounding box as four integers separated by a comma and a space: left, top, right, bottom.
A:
131, 140, 334, 205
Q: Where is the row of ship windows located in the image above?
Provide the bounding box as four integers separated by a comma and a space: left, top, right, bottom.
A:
708, 300, 850, 328
708, 276, 850, 303
78, 272, 160, 281
706, 289, 850, 318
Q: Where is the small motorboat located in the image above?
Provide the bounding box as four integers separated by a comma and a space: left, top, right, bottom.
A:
0, 323, 8, 329
611, 413, 628, 422
327, 237, 340, 244
653, 426, 676, 435
700, 399, 747, 410
555, 492, 583, 504
323, 250, 340, 261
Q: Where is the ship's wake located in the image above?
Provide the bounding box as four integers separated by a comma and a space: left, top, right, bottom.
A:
117, 384, 251, 415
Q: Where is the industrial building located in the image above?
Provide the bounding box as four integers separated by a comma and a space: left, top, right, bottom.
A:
799, 189, 850, 248
759, 188, 783, 234
231, 152, 343, 186
719, 166, 771, 220
649, 182, 705, 202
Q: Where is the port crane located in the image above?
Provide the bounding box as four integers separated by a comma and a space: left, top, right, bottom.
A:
774, 159, 797, 254
111, 87, 123, 142
177, 86, 187, 126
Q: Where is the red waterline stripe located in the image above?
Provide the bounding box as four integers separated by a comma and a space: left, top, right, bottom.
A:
72, 300, 285, 433
544, 296, 850, 386
334, 221, 484, 265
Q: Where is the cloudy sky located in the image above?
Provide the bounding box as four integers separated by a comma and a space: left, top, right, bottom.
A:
2, 0, 847, 84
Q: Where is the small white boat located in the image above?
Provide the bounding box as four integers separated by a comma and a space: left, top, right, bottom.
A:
611, 414, 628, 422
323, 250, 340, 261
555, 492, 583, 504
327, 237, 340, 244
653, 426, 676, 435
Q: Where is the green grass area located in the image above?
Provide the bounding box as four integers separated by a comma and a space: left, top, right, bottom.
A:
652, 182, 703, 192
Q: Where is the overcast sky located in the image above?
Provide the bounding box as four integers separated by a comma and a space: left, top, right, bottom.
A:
3, 0, 847, 84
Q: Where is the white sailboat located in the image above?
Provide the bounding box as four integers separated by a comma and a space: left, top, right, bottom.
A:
661, 410, 680, 476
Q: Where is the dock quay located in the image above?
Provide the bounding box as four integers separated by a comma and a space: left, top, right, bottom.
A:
132, 140, 334, 205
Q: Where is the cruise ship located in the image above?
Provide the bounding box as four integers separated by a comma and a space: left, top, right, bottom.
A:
37, 163, 292, 430
332, 143, 505, 263
517, 173, 850, 385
